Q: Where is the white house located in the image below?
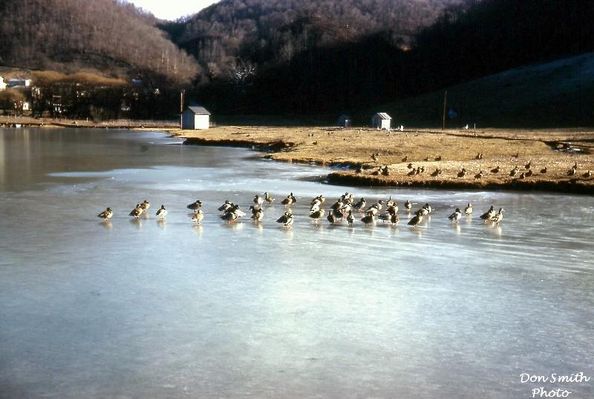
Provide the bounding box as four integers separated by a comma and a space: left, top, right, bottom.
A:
181, 106, 211, 130
371, 112, 392, 130
0, 76, 6, 90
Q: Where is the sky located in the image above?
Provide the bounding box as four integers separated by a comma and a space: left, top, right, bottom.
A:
126, 0, 219, 21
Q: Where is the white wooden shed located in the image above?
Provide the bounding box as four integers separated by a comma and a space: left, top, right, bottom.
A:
181, 106, 211, 130
371, 112, 392, 130
337, 114, 352, 128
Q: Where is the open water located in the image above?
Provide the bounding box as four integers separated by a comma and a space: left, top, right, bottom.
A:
0, 128, 592, 398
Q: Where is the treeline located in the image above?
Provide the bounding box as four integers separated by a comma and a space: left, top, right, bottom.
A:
165, 0, 463, 82
0, 0, 199, 84
187, 0, 594, 115
1, 70, 183, 120
412, 0, 594, 93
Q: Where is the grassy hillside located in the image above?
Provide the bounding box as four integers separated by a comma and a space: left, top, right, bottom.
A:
379, 53, 594, 128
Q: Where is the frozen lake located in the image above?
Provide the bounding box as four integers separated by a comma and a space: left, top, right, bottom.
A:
0, 128, 592, 398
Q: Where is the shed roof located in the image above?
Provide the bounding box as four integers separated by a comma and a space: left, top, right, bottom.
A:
185, 106, 211, 115
373, 112, 391, 120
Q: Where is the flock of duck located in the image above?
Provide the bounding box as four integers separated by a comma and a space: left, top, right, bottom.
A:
96, 192, 505, 228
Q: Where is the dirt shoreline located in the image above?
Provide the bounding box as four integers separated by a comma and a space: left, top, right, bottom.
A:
2, 118, 593, 194
174, 126, 594, 194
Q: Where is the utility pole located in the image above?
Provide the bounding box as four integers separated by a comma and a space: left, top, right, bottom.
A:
442, 90, 447, 130
180, 89, 185, 129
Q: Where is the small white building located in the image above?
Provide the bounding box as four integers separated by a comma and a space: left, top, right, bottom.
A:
181, 106, 211, 130
371, 112, 392, 130
0, 76, 6, 90
337, 114, 352, 128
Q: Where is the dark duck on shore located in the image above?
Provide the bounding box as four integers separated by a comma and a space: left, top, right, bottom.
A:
97, 207, 113, 220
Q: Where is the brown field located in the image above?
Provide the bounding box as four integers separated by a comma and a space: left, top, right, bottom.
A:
175, 125, 594, 193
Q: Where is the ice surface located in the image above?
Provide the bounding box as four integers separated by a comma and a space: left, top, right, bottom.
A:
0, 128, 592, 398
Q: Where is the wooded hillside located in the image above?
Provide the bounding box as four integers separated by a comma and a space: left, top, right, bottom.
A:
0, 0, 199, 84
164, 0, 464, 82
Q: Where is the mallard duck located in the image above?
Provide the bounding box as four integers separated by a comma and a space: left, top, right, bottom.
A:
448, 208, 462, 223
139, 200, 150, 212
253, 195, 264, 206
360, 213, 376, 225
281, 193, 296, 206
309, 208, 325, 221
404, 200, 412, 212
490, 208, 504, 224
347, 210, 355, 226
407, 210, 424, 226
327, 211, 339, 224
191, 209, 204, 224
264, 192, 275, 203
217, 200, 233, 212
250, 206, 264, 223
464, 203, 473, 215
353, 198, 366, 212
187, 200, 203, 210
390, 212, 400, 225
97, 207, 113, 220
155, 205, 167, 219
480, 205, 495, 220
276, 211, 293, 227
129, 204, 143, 218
